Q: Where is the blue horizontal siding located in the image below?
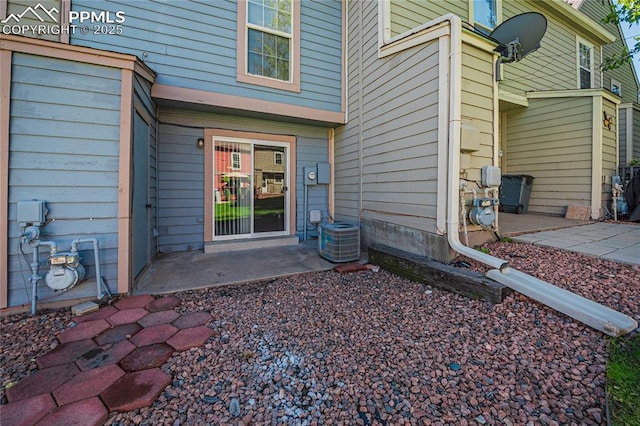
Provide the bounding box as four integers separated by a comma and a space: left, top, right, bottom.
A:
7, 53, 122, 307
70, 0, 342, 113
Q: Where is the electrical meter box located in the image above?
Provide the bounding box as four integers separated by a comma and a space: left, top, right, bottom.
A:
304, 166, 318, 185
481, 166, 502, 187
17, 200, 48, 227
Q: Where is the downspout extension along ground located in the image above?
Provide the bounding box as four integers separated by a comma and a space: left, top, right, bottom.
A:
442, 15, 637, 337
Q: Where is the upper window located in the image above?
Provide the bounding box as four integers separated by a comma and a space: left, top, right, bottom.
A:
610, 79, 622, 97
237, 0, 301, 92
247, 0, 292, 81
474, 0, 498, 31
577, 39, 593, 89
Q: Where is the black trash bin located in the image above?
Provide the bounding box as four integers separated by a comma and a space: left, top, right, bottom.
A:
500, 174, 534, 214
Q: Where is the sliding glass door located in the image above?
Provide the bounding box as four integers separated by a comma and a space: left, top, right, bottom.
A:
213, 138, 288, 239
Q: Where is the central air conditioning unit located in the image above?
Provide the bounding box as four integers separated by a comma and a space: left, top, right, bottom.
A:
318, 222, 360, 263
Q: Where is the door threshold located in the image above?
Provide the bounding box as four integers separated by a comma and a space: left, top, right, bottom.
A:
204, 235, 300, 253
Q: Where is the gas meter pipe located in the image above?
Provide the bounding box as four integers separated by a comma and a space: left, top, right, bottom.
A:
71, 238, 111, 300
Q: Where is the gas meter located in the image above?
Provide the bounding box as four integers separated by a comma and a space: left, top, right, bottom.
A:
45, 252, 86, 291
469, 198, 498, 227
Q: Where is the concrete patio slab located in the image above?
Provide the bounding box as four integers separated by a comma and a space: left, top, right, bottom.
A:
52, 364, 125, 406
134, 240, 337, 295
100, 368, 171, 412
1, 393, 56, 426
35, 397, 108, 426
5, 362, 79, 402
36, 339, 97, 369
603, 250, 640, 264
509, 218, 639, 266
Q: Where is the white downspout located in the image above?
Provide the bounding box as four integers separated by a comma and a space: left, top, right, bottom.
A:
442, 15, 636, 336
444, 14, 507, 271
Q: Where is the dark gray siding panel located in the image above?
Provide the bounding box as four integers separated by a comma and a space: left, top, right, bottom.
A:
157, 124, 204, 253
7, 53, 121, 307
134, 75, 158, 262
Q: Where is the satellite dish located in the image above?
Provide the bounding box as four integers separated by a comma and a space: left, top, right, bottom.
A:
488, 12, 547, 80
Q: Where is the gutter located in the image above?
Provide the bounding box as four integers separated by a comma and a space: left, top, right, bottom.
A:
441, 15, 636, 337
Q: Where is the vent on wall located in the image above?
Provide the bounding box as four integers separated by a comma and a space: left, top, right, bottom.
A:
318, 223, 360, 263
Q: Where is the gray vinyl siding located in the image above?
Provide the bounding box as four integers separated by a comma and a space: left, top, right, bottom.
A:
332, 0, 363, 224
296, 137, 330, 238
499, 0, 601, 95
70, 0, 343, 114
157, 110, 329, 252
389, 0, 468, 37
4, 0, 61, 41
335, 0, 441, 233
505, 97, 594, 216
157, 124, 204, 253
7, 53, 121, 307
134, 75, 158, 261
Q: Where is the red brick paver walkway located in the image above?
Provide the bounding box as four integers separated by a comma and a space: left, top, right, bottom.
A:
1, 295, 213, 425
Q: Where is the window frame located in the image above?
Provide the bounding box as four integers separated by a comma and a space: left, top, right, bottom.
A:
274, 151, 283, 165
576, 37, 594, 89
469, 0, 502, 33
236, 0, 301, 93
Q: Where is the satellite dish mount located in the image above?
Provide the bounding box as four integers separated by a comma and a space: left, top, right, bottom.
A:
488, 12, 547, 81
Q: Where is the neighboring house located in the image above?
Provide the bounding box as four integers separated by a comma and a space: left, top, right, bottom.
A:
568, 0, 640, 169
0, 0, 345, 309
333, 0, 618, 263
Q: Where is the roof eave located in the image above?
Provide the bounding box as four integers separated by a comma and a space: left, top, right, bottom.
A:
540, 0, 616, 45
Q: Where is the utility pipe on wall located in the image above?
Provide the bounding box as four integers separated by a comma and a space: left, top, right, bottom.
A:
71, 238, 111, 300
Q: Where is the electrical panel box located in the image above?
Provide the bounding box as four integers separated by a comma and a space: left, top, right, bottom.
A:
461, 119, 481, 152
304, 166, 317, 186
481, 166, 502, 187
309, 209, 322, 224
17, 200, 48, 227
317, 162, 330, 184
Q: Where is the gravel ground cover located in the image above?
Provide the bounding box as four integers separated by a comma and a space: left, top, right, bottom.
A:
1, 241, 639, 425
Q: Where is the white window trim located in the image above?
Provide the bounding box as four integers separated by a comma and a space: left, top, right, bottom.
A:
576, 36, 594, 89
610, 78, 622, 97
274, 151, 283, 165
469, 0, 502, 33
236, 0, 301, 93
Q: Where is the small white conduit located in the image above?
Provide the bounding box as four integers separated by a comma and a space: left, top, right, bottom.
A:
437, 15, 637, 337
